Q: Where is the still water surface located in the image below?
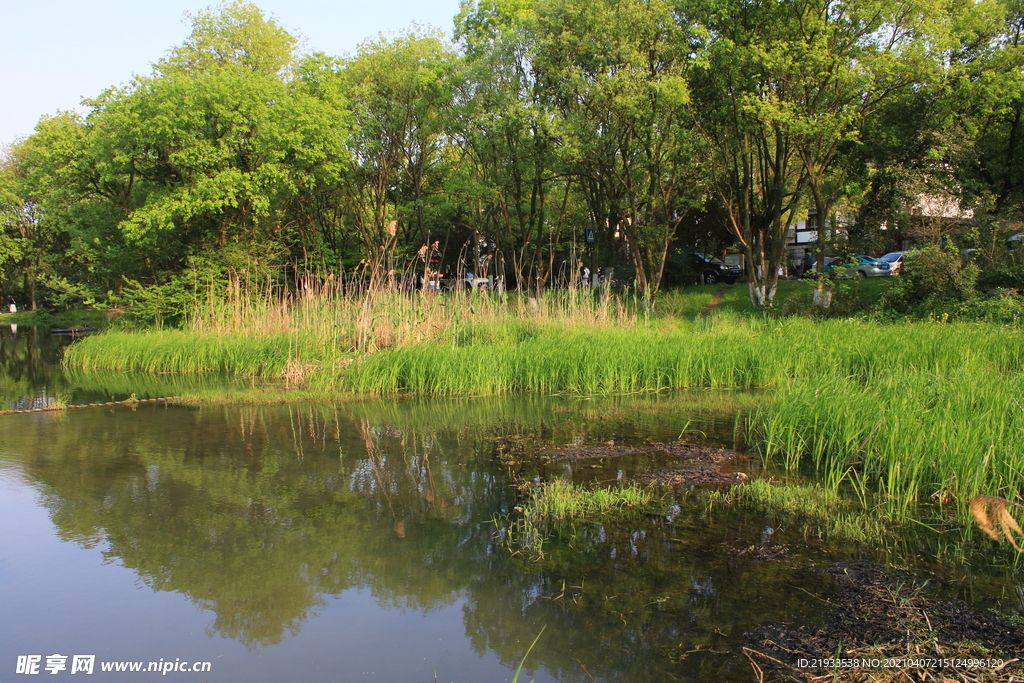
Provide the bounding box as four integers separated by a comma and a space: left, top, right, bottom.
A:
1, 325, 1020, 682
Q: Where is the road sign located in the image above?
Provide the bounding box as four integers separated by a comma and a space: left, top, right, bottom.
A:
585, 228, 594, 243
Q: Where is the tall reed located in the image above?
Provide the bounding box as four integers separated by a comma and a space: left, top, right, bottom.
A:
750, 368, 1024, 510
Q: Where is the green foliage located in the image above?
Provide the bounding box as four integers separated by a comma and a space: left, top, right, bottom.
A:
979, 263, 1024, 290
752, 362, 1024, 514
776, 278, 890, 319
336, 29, 458, 260
12, 0, 1024, 312
944, 289, 1024, 324
36, 274, 99, 309
454, 0, 569, 293
880, 245, 978, 313
113, 278, 194, 329
7, 2, 354, 306
685, 0, 952, 307
531, 0, 703, 296
155, 1, 298, 76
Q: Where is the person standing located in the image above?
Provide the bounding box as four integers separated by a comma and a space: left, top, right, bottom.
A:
802, 249, 815, 278
6, 296, 15, 314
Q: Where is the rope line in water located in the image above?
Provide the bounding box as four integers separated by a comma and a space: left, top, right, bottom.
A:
0, 397, 180, 416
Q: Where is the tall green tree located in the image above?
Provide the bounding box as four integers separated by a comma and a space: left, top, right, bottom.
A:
533, 0, 704, 296
3, 125, 94, 308
19, 1, 354, 294
945, 0, 1024, 216
687, 0, 955, 306
156, 0, 298, 77
335, 29, 459, 275
455, 0, 570, 293
0, 149, 30, 303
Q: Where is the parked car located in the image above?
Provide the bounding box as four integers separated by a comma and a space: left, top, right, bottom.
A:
689, 254, 741, 284
824, 255, 892, 278
439, 273, 490, 291
878, 252, 905, 275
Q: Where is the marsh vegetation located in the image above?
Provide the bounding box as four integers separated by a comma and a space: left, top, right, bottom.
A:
63, 281, 1024, 530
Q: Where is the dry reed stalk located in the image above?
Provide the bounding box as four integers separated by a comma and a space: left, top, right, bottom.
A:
968, 495, 1024, 551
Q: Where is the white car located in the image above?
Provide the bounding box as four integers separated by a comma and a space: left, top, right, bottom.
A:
879, 252, 905, 275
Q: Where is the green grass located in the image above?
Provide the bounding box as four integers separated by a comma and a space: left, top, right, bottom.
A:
704, 479, 897, 542
500, 480, 656, 559
750, 369, 1024, 513
527, 479, 654, 519
65, 329, 327, 376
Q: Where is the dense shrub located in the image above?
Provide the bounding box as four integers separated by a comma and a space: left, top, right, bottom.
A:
954, 289, 1024, 324
978, 262, 1024, 290
879, 245, 978, 314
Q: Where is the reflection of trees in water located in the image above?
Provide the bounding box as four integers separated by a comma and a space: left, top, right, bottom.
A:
0, 326, 70, 409
459, 514, 830, 682
18, 403, 511, 648
9, 396, 822, 680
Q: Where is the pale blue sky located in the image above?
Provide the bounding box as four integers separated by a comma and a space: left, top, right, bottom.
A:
0, 0, 463, 148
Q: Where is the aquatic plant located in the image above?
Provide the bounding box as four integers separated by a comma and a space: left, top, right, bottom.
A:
510, 625, 546, 683
499, 480, 655, 559
703, 479, 896, 542
750, 367, 1024, 512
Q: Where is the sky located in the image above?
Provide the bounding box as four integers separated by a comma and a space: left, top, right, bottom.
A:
0, 0, 463, 148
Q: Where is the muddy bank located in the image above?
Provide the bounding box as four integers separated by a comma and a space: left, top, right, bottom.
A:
493, 435, 752, 486
545, 441, 753, 486
746, 562, 1024, 682
0, 396, 179, 416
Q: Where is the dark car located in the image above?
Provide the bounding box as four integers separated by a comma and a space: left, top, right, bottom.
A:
689, 254, 741, 284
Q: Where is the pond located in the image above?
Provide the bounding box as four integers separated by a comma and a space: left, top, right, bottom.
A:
1, 324, 1021, 682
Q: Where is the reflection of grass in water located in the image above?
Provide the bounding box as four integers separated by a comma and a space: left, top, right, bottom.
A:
66, 367, 246, 398
501, 480, 655, 560
705, 479, 896, 542
708, 481, 1023, 565
1, 309, 113, 327
574, 388, 760, 421
59, 377, 737, 447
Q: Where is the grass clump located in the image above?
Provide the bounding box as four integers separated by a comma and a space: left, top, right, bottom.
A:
500, 480, 655, 560
528, 479, 653, 519
750, 367, 1024, 514
704, 479, 897, 542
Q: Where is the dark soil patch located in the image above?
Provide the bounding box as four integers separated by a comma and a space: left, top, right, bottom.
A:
492, 436, 752, 486
745, 562, 1024, 682
540, 441, 752, 486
